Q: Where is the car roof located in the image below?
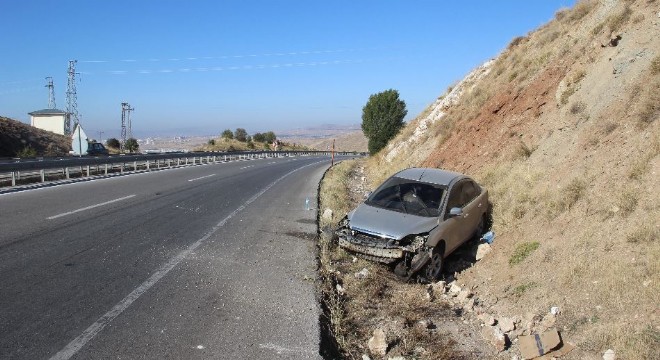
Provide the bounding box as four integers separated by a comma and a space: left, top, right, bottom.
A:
394, 167, 466, 186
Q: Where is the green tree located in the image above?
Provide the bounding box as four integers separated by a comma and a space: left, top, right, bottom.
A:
106, 138, 120, 149
124, 138, 139, 153
221, 129, 233, 139
208, 139, 216, 146
234, 128, 248, 142
252, 132, 265, 142
263, 131, 276, 144
361, 89, 407, 155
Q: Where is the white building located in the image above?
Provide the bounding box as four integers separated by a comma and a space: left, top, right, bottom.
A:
29, 109, 67, 135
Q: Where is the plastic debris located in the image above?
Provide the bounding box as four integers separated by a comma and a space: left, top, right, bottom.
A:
482, 231, 495, 244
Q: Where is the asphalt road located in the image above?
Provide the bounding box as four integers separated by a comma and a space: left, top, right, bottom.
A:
0, 155, 343, 359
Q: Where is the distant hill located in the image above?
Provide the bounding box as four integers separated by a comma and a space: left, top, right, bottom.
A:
298, 130, 368, 152
0, 116, 71, 157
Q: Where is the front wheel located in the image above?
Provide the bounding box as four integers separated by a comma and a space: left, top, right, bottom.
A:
424, 247, 444, 281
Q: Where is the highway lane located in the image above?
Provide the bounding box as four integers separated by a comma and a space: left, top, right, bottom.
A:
0, 155, 344, 359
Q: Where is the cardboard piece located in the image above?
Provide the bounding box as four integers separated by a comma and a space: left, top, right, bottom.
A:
519, 329, 562, 359
537, 342, 575, 359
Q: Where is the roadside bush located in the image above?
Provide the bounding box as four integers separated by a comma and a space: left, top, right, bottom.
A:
361, 89, 407, 155
106, 138, 120, 149
16, 146, 37, 158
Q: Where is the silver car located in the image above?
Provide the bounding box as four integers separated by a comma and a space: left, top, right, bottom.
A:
336, 168, 489, 281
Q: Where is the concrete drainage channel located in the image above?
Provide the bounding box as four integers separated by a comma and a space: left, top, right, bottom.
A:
315, 163, 343, 359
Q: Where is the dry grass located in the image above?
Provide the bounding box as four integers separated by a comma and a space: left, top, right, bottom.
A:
567, 0, 597, 23
651, 55, 660, 75
607, 5, 633, 32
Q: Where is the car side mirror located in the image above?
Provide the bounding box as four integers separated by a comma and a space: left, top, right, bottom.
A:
448, 207, 463, 217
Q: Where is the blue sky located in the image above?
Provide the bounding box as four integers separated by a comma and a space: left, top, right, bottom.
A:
0, 0, 574, 138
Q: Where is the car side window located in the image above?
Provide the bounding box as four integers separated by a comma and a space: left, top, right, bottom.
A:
462, 180, 480, 205
446, 181, 464, 210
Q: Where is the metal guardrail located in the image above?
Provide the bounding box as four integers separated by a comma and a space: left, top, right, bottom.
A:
0, 150, 360, 188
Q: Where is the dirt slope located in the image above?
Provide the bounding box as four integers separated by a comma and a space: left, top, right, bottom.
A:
359, 0, 658, 358
0, 116, 71, 157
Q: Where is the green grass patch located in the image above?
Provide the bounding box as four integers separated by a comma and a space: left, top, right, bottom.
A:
509, 241, 540, 265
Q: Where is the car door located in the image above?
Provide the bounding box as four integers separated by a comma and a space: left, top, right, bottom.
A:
440, 180, 469, 255
460, 180, 484, 241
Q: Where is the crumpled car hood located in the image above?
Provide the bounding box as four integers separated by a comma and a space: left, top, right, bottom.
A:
348, 203, 438, 240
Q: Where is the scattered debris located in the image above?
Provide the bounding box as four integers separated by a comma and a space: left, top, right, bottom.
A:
518, 328, 575, 359
367, 329, 388, 356
322, 208, 333, 221
481, 231, 495, 244
354, 268, 370, 279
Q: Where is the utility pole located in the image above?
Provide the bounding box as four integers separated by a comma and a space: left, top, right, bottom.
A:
65, 60, 80, 135
120, 102, 134, 152
98, 131, 104, 143
45, 77, 55, 109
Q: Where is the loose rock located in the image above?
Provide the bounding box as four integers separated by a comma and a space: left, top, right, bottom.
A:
478, 313, 496, 326
481, 325, 507, 352
448, 281, 462, 294
368, 329, 388, 356
476, 243, 492, 261
499, 317, 516, 333
456, 289, 473, 303
603, 349, 616, 360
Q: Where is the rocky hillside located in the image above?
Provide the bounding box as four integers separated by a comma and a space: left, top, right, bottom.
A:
0, 116, 71, 157
362, 0, 658, 358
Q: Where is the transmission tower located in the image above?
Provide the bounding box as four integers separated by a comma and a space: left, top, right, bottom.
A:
120, 102, 134, 151
65, 60, 80, 135
45, 77, 56, 109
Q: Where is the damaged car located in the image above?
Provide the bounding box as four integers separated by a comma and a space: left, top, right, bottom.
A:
336, 168, 489, 281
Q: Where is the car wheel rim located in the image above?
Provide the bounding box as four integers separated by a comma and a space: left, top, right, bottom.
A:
426, 253, 443, 280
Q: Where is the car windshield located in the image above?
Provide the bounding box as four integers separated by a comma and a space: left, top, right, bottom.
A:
365, 176, 444, 217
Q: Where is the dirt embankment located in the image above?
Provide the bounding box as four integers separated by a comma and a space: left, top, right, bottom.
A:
0, 116, 70, 157
320, 0, 659, 359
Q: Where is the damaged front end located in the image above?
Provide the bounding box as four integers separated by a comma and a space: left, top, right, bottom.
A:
336, 217, 429, 269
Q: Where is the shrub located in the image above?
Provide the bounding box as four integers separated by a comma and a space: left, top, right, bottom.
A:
570, 101, 586, 114
509, 242, 540, 265
207, 139, 216, 146
234, 128, 248, 142
106, 138, 121, 149
16, 146, 37, 158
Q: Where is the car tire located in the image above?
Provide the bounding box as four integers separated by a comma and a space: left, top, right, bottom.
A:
424, 247, 444, 281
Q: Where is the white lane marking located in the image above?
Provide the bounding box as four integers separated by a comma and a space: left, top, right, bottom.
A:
49, 160, 326, 360
239, 165, 254, 169
47, 195, 136, 220
187, 174, 216, 182
259, 343, 316, 355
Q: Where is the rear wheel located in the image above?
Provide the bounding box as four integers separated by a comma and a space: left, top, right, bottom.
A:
424, 247, 444, 281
